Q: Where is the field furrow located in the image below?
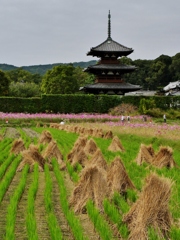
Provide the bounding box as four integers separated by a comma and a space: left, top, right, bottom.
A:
14, 172, 33, 240
0, 172, 20, 238
51, 172, 74, 240
63, 171, 101, 240
34, 172, 51, 240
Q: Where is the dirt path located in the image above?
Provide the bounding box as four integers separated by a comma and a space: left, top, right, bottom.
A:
22, 128, 40, 139
15, 173, 33, 239
63, 172, 101, 240
3, 127, 21, 139
34, 172, 51, 240
0, 172, 21, 239
51, 172, 74, 240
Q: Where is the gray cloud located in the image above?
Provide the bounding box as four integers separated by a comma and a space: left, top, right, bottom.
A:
0, 0, 179, 66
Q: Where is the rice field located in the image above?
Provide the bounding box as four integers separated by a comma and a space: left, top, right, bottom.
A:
0, 119, 180, 240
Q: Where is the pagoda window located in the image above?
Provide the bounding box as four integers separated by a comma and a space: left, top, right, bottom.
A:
107, 71, 114, 75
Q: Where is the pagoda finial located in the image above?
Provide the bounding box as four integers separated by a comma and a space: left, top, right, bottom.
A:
108, 10, 112, 40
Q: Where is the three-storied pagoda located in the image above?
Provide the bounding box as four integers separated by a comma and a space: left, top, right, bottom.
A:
82, 11, 141, 95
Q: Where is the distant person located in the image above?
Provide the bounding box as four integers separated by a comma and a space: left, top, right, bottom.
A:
163, 114, 166, 123
121, 115, 124, 123
60, 120, 65, 125
143, 116, 147, 122
127, 116, 130, 122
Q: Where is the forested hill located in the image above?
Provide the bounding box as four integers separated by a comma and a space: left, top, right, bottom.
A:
0, 60, 97, 75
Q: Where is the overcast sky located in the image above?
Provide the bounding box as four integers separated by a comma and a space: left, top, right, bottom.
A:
0, 0, 179, 67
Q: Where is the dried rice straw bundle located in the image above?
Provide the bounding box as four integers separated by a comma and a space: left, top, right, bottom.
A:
71, 148, 88, 168
108, 136, 125, 152
42, 140, 63, 165
38, 130, 53, 144
20, 144, 46, 170
49, 123, 59, 129
107, 156, 135, 197
104, 130, 113, 139
69, 165, 108, 213
11, 138, 25, 155
135, 144, 155, 165
123, 173, 173, 240
88, 148, 107, 170
84, 138, 98, 156
67, 136, 88, 161
152, 146, 177, 168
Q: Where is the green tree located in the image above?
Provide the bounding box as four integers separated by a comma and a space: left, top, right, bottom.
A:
74, 66, 95, 87
41, 65, 79, 94
170, 53, 180, 81
9, 82, 40, 97
6, 68, 37, 83
0, 70, 10, 96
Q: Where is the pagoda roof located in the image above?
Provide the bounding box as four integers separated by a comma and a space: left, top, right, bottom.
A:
85, 63, 136, 72
82, 82, 141, 92
87, 11, 133, 57
87, 39, 133, 57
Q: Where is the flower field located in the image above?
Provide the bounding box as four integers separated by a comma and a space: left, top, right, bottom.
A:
0, 114, 180, 239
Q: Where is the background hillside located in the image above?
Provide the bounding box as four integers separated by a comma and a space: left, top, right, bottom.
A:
0, 60, 97, 75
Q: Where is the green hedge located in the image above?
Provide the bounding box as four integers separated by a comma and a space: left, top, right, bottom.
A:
0, 95, 180, 113
0, 94, 122, 113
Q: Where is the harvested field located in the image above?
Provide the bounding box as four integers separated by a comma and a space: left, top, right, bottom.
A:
0, 124, 179, 240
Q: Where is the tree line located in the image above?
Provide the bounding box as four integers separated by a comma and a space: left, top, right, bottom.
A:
0, 53, 179, 97
121, 53, 180, 91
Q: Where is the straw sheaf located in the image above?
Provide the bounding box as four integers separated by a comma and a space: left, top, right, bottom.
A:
152, 146, 177, 168
67, 136, 88, 161
17, 144, 46, 171
107, 156, 135, 197
84, 138, 98, 156
49, 123, 59, 129
135, 144, 155, 165
104, 130, 113, 139
42, 140, 63, 165
69, 165, 108, 213
123, 173, 173, 239
88, 148, 108, 170
59, 125, 65, 130
108, 136, 125, 152
38, 130, 53, 144
92, 129, 104, 138
11, 138, 25, 155
17, 157, 44, 172
71, 148, 88, 168
36, 122, 40, 128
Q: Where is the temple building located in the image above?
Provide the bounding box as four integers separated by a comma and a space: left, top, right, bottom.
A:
82, 11, 141, 95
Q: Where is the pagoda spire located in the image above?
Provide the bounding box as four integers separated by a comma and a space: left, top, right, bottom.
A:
108, 10, 112, 40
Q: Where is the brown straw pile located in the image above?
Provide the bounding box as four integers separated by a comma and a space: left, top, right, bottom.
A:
152, 146, 177, 168
108, 136, 125, 152
67, 136, 88, 161
11, 138, 25, 155
107, 156, 135, 197
135, 144, 155, 165
123, 173, 172, 240
17, 144, 46, 172
38, 130, 53, 144
69, 165, 108, 213
84, 138, 98, 156
88, 148, 108, 170
70, 148, 88, 168
42, 140, 63, 165
104, 130, 113, 139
